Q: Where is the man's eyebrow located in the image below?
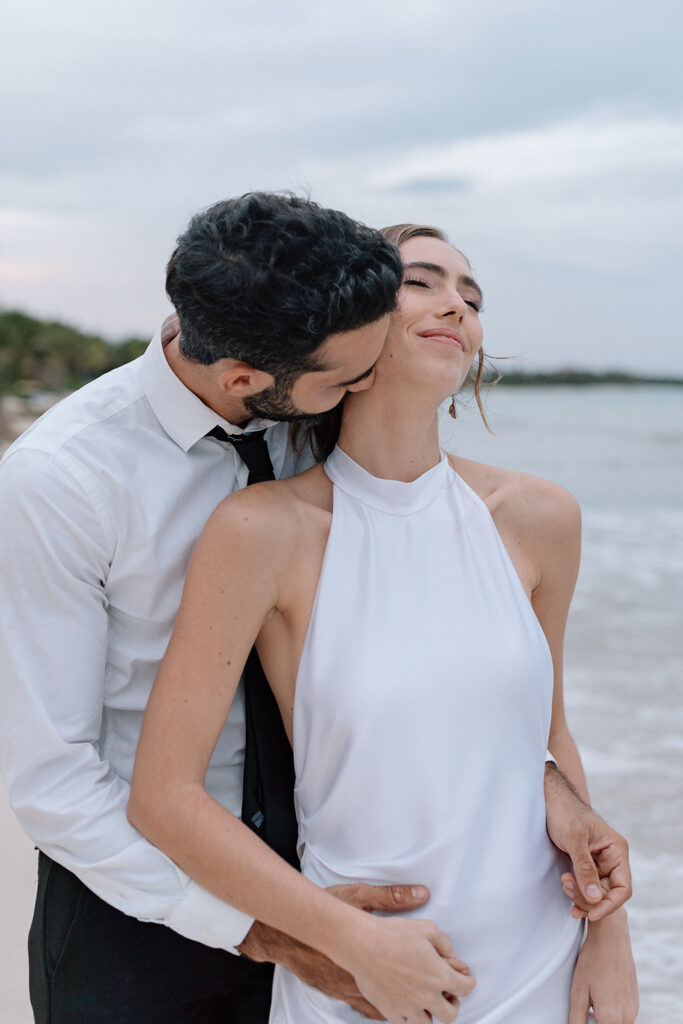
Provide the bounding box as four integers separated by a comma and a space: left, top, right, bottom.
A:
338, 362, 377, 388
403, 262, 484, 302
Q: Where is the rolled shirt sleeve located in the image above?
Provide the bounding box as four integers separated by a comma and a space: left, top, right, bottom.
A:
0, 448, 254, 953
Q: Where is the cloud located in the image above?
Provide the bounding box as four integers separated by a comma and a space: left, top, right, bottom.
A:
1, 0, 682, 371
369, 111, 683, 193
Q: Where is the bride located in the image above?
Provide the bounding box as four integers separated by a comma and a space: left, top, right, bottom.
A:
129, 225, 636, 1023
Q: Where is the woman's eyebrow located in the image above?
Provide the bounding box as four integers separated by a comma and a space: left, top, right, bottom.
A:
403, 261, 447, 277
403, 262, 484, 303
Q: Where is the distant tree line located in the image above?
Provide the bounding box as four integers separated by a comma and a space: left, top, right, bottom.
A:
1, 309, 681, 398
486, 367, 683, 386
0, 310, 147, 396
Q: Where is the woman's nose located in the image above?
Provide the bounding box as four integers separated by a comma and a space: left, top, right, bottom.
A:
439, 291, 467, 320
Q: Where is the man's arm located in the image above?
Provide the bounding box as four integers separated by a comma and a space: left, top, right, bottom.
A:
0, 448, 254, 951
544, 763, 632, 918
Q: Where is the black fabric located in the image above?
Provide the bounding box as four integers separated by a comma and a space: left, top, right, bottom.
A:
207, 427, 276, 485
208, 426, 299, 868
28, 853, 273, 1024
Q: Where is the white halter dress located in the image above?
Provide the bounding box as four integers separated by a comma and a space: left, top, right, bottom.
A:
269, 446, 582, 1024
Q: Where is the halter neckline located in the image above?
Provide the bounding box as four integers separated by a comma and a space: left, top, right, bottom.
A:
324, 444, 451, 515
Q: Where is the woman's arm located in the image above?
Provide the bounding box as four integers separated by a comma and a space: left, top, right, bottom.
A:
518, 478, 584, 790
527, 482, 630, 905
129, 486, 473, 1024
524, 479, 638, 1024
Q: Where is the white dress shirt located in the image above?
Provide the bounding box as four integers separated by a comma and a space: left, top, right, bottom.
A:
0, 326, 313, 953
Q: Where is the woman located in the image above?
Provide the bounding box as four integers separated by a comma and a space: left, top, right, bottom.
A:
129, 226, 634, 1023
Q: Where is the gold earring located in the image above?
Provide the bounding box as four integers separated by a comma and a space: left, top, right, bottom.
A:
448, 396, 457, 419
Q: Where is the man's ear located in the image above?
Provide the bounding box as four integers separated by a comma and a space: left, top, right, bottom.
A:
217, 361, 275, 398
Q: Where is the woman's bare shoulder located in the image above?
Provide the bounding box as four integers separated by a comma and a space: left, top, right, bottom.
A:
275, 461, 333, 508
447, 452, 580, 543
202, 463, 331, 556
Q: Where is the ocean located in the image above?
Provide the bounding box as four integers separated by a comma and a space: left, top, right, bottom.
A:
441, 384, 683, 1021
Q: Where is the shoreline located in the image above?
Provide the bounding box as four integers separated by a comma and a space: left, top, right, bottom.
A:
2, 378, 681, 457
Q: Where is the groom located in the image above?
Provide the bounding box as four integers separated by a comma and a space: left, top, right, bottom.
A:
0, 193, 631, 1023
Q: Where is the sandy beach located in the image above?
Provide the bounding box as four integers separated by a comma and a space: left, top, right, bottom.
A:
1, 406, 48, 1021
1, 408, 38, 1022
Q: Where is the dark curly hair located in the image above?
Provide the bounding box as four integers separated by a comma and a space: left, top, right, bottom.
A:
165, 192, 403, 378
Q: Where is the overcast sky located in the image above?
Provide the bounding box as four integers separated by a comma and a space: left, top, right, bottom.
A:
2, 0, 682, 372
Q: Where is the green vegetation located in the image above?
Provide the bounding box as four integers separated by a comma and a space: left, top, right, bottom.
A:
487, 368, 683, 386
0, 310, 147, 396
1, 309, 681, 398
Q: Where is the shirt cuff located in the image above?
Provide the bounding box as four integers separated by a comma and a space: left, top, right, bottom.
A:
165, 879, 255, 955
544, 749, 558, 767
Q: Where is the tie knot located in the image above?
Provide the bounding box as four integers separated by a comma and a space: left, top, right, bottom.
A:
207, 426, 265, 444
226, 429, 267, 449
206, 427, 275, 485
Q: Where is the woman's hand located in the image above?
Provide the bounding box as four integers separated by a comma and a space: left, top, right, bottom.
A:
238, 881, 474, 1022
238, 882, 434, 1020
569, 909, 639, 1024
339, 914, 475, 1024
561, 872, 610, 919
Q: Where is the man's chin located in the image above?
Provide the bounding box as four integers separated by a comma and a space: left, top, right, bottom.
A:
280, 411, 327, 427
244, 403, 327, 427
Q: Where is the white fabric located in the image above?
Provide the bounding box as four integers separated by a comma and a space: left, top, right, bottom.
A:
0, 326, 311, 953
270, 445, 582, 1023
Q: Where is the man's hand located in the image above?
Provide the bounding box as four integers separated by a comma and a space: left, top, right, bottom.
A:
544, 764, 632, 922
569, 909, 639, 1024
237, 883, 432, 1020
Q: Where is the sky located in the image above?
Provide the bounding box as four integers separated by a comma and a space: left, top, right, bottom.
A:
2, 0, 682, 373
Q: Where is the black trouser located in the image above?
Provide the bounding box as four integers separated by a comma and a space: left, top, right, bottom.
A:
28, 853, 274, 1023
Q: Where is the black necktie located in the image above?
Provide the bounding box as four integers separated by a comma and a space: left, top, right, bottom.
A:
207, 426, 299, 867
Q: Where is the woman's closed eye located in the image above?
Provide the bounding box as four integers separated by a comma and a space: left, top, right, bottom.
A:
405, 277, 482, 313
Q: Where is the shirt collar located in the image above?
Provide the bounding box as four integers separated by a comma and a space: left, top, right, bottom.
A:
141, 324, 278, 452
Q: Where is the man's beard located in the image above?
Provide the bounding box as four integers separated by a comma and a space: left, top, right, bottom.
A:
243, 377, 327, 426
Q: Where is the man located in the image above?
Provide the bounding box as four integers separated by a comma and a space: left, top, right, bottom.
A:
0, 193, 632, 1023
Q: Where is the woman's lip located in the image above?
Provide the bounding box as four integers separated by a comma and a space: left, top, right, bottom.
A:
418, 329, 464, 350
